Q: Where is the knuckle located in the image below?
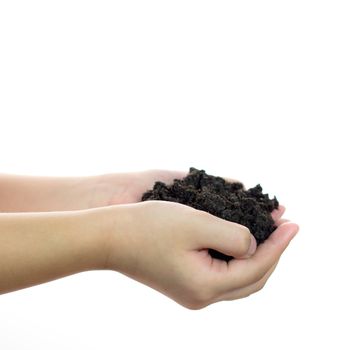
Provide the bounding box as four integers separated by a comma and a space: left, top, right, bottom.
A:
254, 282, 266, 293
239, 292, 253, 300
251, 278, 268, 295
139, 200, 161, 217
253, 269, 267, 283
186, 209, 212, 231
250, 266, 271, 285
140, 199, 159, 210
225, 292, 252, 301
241, 269, 266, 286
182, 299, 207, 310
194, 208, 212, 220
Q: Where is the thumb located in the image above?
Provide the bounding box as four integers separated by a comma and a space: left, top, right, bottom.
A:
190, 211, 256, 258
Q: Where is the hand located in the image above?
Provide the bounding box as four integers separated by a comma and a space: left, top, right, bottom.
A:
101, 200, 298, 310
91, 169, 187, 207
91, 169, 242, 207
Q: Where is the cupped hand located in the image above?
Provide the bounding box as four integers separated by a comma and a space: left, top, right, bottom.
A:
96, 169, 187, 206
102, 200, 298, 310
93, 169, 242, 207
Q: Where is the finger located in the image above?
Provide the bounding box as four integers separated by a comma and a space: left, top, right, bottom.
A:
231, 222, 298, 287
215, 222, 299, 293
190, 211, 257, 258
276, 218, 290, 226
271, 205, 285, 222
218, 260, 279, 302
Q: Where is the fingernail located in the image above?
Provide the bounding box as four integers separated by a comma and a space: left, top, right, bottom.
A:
246, 235, 257, 257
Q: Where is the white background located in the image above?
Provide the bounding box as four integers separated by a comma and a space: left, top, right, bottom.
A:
0, 1, 349, 349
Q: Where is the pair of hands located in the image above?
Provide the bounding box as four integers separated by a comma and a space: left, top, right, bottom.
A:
91, 170, 298, 309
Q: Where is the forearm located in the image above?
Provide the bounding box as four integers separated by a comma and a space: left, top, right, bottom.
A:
0, 208, 108, 294
0, 173, 103, 212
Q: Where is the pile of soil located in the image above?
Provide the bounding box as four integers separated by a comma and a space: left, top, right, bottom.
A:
141, 167, 279, 262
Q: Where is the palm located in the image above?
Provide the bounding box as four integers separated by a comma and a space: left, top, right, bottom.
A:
108, 169, 187, 205
106, 169, 286, 227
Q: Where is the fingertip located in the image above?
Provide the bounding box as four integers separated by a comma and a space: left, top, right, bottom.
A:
238, 234, 257, 259
272, 222, 299, 243
292, 223, 300, 236
271, 205, 286, 222
276, 205, 286, 214
221, 221, 254, 258
249, 234, 257, 255
281, 221, 299, 233
240, 223, 252, 237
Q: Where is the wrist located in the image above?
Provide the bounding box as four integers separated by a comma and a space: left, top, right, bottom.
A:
85, 204, 135, 272
76, 207, 109, 270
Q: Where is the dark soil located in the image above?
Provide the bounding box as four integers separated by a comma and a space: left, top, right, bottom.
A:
141, 167, 279, 262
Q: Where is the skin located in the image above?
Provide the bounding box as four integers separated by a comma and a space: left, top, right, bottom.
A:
0, 170, 298, 309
